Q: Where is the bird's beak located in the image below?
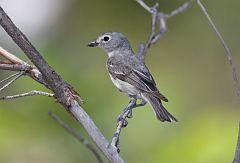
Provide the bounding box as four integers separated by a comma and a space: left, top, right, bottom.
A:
87, 41, 99, 47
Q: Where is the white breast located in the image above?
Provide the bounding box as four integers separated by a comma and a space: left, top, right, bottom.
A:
109, 75, 140, 97
107, 51, 115, 57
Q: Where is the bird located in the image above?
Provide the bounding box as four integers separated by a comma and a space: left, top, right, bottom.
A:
88, 32, 177, 122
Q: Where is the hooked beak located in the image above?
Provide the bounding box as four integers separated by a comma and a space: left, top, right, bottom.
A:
87, 41, 99, 47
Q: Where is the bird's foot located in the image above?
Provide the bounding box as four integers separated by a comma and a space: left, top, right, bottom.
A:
116, 98, 137, 127
125, 98, 137, 118
117, 115, 128, 127
133, 99, 147, 108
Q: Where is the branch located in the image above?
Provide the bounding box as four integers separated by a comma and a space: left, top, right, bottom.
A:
111, 108, 132, 152
0, 71, 24, 92
0, 6, 124, 163
0, 63, 32, 71
165, 0, 193, 18
0, 90, 54, 100
49, 112, 104, 163
0, 56, 50, 90
233, 123, 240, 163
136, 0, 192, 62
111, 100, 145, 152
196, 0, 240, 101
0, 46, 25, 64
0, 72, 22, 84
195, 2, 240, 159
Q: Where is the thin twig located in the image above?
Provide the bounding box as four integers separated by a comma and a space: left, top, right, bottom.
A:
0, 72, 22, 84
111, 109, 131, 152
49, 112, 104, 163
0, 90, 54, 100
0, 63, 32, 71
165, 0, 193, 18
0, 46, 25, 64
233, 123, 240, 163
0, 71, 23, 92
196, 0, 240, 101
136, 0, 192, 62
111, 99, 146, 152
135, 0, 155, 13
0, 47, 51, 90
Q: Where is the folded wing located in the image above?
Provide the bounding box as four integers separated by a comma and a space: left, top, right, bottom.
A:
107, 58, 168, 102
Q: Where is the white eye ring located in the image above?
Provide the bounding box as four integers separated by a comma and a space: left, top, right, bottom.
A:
102, 35, 111, 42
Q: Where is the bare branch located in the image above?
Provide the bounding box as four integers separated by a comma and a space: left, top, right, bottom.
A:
0, 46, 25, 64
111, 99, 146, 152
136, 0, 192, 62
69, 101, 124, 162
196, 0, 240, 101
0, 47, 50, 89
165, 0, 193, 18
233, 123, 240, 163
0, 63, 32, 71
135, 0, 157, 13
49, 112, 104, 163
0, 6, 124, 163
0, 71, 24, 92
0, 62, 50, 90
0, 72, 22, 84
111, 109, 131, 152
0, 90, 54, 100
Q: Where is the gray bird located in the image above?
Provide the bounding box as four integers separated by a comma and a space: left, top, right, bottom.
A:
88, 32, 177, 122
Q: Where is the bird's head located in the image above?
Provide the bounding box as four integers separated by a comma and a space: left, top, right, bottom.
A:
88, 32, 132, 54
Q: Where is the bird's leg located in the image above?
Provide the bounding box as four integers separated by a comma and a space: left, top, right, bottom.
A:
122, 98, 147, 119
127, 99, 147, 117
133, 99, 147, 109
117, 98, 137, 126
112, 98, 137, 151
124, 98, 137, 118
112, 99, 147, 152
125, 98, 138, 118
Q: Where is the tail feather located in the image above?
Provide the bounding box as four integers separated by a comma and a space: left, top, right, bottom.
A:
143, 94, 177, 122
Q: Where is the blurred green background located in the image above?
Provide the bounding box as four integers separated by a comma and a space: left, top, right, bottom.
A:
0, 0, 240, 162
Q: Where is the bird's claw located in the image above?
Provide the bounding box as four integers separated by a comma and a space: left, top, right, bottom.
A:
117, 116, 128, 127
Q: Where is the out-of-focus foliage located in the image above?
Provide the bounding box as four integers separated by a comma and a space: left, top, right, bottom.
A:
0, 0, 240, 163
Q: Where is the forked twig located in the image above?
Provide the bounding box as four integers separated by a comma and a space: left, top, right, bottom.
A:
136, 0, 192, 62
49, 112, 104, 163
0, 72, 22, 84
0, 47, 50, 89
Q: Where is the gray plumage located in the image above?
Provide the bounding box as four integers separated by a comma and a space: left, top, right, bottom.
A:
88, 32, 177, 122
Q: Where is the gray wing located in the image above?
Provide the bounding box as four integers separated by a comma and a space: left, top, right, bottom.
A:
107, 58, 168, 102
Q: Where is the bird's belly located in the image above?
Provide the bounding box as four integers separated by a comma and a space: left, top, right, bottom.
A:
109, 75, 140, 97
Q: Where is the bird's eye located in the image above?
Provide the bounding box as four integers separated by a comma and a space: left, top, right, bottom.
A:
103, 36, 110, 42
